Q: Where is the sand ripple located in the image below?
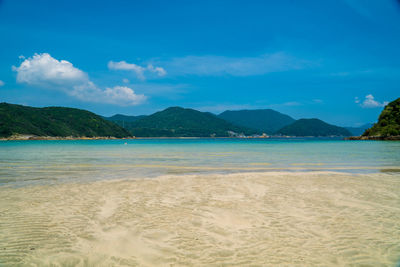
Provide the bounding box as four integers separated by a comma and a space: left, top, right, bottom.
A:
1, 172, 400, 266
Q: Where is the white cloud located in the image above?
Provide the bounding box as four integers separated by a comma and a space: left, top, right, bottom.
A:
343, 0, 400, 23
147, 64, 167, 76
313, 99, 323, 104
122, 78, 130, 83
358, 94, 388, 108
69, 82, 146, 106
104, 86, 146, 105
108, 60, 166, 80
108, 61, 146, 80
13, 53, 146, 106
155, 52, 311, 77
0, 80, 4, 86
12, 53, 88, 86
281, 101, 302, 106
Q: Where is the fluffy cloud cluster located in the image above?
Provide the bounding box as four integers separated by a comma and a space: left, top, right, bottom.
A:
13, 53, 146, 106
13, 53, 87, 86
355, 94, 388, 108
108, 60, 166, 80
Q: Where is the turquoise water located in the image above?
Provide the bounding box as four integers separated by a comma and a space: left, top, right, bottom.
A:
1, 138, 399, 186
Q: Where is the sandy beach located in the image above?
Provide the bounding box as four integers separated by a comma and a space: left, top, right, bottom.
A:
1, 171, 399, 266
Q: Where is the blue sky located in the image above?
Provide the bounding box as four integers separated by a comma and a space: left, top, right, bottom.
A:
1, 0, 399, 126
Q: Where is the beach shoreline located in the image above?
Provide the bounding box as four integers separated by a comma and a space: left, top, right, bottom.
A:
1, 171, 399, 266
4, 135, 400, 141
0, 135, 348, 141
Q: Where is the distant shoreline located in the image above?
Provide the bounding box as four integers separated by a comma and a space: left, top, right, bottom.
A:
0, 134, 354, 141
4, 134, 399, 141
0, 135, 136, 141
346, 136, 400, 141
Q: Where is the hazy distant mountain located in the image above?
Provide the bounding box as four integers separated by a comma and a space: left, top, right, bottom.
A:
345, 123, 374, 136
104, 114, 147, 129
127, 107, 254, 137
362, 97, 400, 137
0, 103, 131, 138
218, 109, 295, 134
276, 118, 352, 137
105, 114, 147, 122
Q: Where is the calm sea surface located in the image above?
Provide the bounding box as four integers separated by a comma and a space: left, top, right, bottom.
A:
1, 138, 400, 266
1, 138, 399, 186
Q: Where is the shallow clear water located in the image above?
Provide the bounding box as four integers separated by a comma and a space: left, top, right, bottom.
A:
1, 138, 400, 266
1, 138, 399, 186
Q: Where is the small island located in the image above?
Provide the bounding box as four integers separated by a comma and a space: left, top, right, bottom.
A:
348, 97, 400, 140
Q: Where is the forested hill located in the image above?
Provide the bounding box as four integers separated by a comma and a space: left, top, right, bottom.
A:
362, 97, 400, 137
0, 103, 131, 138
104, 114, 147, 129
276, 118, 351, 137
126, 106, 255, 137
218, 109, 295, 134
104, 114, 146, 123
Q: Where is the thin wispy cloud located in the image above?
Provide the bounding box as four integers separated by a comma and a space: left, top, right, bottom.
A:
108, 60, 166, 80
155, 52, 311, 77
13, 53, 146, 106
355, 94, 388, 108
328, 68, 400, 81
343, 0, 400, 21
0, 80, 4, 86
130, 83, 188, 100
267, 101, 303, 109
196, 99, 322, 114
329, 70, 373, 77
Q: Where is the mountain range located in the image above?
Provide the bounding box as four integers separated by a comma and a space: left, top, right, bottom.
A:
218, 109, 295, 134
104, 108, 352, 137
1, 102, 365, 138
117, 107, 255, 137
103, 107, 352, 137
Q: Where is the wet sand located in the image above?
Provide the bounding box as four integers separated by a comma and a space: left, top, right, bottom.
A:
1, 171, 400, 266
